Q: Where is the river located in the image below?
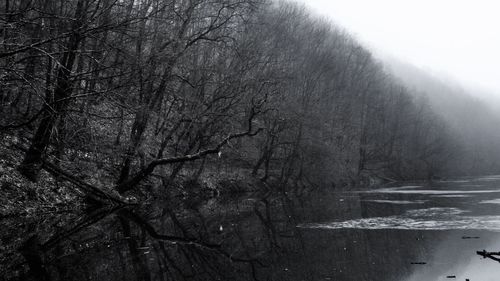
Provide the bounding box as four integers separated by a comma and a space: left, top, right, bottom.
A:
3, 176, 500, 280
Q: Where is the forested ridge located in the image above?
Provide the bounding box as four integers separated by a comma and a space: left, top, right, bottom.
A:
384, 57, 500, 177
0, 0, 487, 206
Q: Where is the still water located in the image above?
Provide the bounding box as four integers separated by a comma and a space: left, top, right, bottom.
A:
3, 176, 500, 280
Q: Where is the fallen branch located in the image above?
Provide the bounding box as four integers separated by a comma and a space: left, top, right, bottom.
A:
42, 206, 123, 251
477, 250, 500, 263
13, 144, 125, 204
41, 160, 125, 204
116, 107, 264, 193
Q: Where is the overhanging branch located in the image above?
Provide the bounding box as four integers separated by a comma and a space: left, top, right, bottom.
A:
116, 108, 263, 193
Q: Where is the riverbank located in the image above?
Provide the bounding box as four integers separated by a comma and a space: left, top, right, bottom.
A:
0, 135, 270, 217
0, 137, 84, 217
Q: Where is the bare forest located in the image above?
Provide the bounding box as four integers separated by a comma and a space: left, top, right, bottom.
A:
2, 0, 479, 204
4, 1, 500, 280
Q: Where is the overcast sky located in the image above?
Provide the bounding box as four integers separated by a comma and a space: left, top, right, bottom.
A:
295, 0, 500, 97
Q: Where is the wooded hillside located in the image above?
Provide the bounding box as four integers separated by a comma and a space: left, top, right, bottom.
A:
0, 0, 465, 200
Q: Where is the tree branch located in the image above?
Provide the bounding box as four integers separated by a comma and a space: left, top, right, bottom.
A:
477, 250, 500, 263
116, 108, 263, 193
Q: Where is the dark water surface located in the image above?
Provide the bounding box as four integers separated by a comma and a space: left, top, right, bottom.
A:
3, 176, 500, 280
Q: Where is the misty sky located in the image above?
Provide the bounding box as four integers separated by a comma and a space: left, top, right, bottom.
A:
296, 0, 500, 96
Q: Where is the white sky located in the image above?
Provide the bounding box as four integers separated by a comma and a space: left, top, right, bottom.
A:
295, 0, 500, 97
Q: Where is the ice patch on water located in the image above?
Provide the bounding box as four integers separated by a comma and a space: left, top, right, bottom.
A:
368, 188, 500, 195
395, 185, 424, 189
476, 175, 500, 181
433, 195, 472, 198
480, 199, 500, 204
297, 207, 500, 231
363, 200, 427, 205
440, 180, 472, 183
405, 207, 467, 217
366, 186, 422, 192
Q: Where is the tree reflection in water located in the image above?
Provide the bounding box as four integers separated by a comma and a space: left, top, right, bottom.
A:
5, 192, 320, 281
3, 190, 469, 281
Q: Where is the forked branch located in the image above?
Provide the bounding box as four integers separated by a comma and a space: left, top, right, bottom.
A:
116, 108, 263, 193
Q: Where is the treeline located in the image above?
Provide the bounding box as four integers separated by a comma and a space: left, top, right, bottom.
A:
384, 58, 500, 177
0, 0, 456, 196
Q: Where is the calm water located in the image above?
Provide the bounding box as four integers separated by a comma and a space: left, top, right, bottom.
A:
3, 176, 500, 280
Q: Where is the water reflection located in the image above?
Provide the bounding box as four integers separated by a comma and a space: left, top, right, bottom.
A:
3, 177, 500, 280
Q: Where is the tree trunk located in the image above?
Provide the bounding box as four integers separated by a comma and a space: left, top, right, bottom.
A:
18, 0, 86, 181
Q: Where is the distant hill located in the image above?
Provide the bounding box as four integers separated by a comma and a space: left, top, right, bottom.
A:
380, 55, 500, 176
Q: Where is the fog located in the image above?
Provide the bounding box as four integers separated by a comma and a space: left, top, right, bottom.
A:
296, 0, 500, 101
4, 1, 500, 280
291, 0, 500, 176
